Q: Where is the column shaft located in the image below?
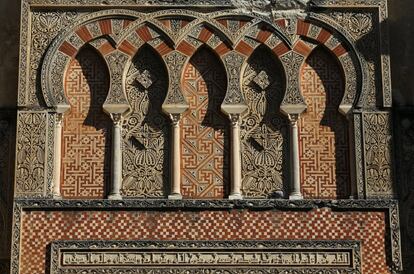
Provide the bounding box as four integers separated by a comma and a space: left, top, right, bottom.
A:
53, 113, 63, 199
289, 114, 303, 200
108, 114, 122, 200
229, 114, 243, 200
169, 114, 182, 199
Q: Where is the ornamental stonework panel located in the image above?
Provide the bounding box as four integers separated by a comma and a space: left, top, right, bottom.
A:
122, 45, 169, 198
61, 47, 112, 199
51, 240, 361, 274
241, 46, 289, 198
299, 47, 350, 199
19, 209, 389, 274
15, 112, 48, 197
181, 48, 229, 198
362, 112, 394, 198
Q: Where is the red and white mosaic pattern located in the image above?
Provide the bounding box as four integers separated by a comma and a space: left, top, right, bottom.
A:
62, 47, 112, 199
180, 48, 229, 198
299, 47, 350, 199
20, 209, 389, 274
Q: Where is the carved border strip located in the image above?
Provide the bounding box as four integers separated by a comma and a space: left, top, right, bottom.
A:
10, 199, 402, 274
50, 240, 362, 274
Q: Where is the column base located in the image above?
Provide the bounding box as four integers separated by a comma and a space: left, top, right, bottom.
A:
168, 193, 183, 200
289, 193, 303, 200
228, 193, 243, 200
108, 193, 122, 200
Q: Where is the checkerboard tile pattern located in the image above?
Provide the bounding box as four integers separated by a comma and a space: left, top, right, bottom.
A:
20, 209, 388, 274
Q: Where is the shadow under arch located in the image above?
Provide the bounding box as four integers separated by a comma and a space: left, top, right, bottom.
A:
61, 45, 112, 199
240, 44, 289, 198
121, 44, 170, 198
298, 46, 351, 199
180, 46, 229, 199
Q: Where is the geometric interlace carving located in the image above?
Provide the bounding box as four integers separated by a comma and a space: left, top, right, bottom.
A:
241, 46, 289, 198
181, 48, 229, 198
122, 45, 169, 197
299, 47, 350, 199
61, 47, 112, 198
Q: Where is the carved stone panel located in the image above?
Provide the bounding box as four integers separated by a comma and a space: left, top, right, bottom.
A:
362, 112, 394, 198
299, 47, 350, 199
241, 46, 289, 198
50, 240, 362, 274
61, 47, 112, 199
15, 112, 48, 197
122, 45, 169, 197
181, 47, 229, 198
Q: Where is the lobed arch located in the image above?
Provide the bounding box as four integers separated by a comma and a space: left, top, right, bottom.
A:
232, 16, 364, 115
41, 9, 145, 111
41, 9, 365, 117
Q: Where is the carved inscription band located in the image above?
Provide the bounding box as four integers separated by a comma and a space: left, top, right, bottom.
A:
51, 240, 361, 274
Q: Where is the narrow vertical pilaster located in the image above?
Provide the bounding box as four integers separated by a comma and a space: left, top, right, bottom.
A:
53, 113, 63, 199
288, 114, 303, 200
168, 114, 182, 200
228, 114, 243, 200
108, 113, 122, 200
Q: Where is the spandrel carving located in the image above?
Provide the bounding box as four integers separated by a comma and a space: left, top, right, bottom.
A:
241, 46, 289, 198
28, 11, 80, 107
122, 45, 169, 198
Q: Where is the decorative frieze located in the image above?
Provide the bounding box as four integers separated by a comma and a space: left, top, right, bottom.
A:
51, 240, 361, 273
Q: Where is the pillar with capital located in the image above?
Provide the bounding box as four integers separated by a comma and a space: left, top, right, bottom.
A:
52, 112, 64, 199
108, 113, 123, 200
228, 113, 243, 200
287, 113, 303, 200
167, 113, 183, 200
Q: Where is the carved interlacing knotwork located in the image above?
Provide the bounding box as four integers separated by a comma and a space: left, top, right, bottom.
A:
122, 46, 169, 197
241, 46, 289, 198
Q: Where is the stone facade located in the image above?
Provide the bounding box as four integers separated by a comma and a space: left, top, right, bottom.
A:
0, 0, 413, 273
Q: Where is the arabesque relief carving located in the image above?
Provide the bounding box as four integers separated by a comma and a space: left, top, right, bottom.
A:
362, 112, 393, 198
122, 45, 169, 197
15, 112, 47, 197
241, 46, 289, 198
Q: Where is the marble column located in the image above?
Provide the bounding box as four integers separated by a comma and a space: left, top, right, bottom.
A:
108, 113, 123, 200
53, 113, 63, 199
288, 114, 303, 200
168, 113, 183, 200
228, 114, 243, 200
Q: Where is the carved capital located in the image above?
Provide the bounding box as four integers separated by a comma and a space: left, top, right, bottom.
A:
287, 113, 299, 125
110, 113, 122, 126
229, 113, 240, 127
169, 113, 181, 126
55, 113, 64, 127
